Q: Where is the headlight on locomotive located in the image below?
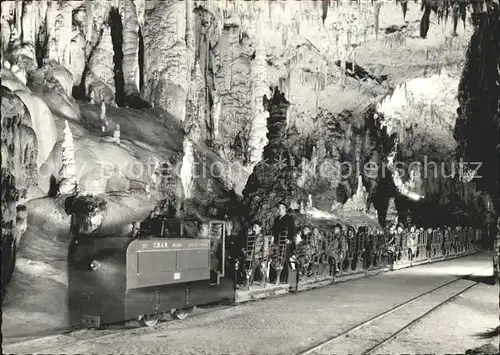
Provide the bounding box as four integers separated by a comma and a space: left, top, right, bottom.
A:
90, 260, 101, 271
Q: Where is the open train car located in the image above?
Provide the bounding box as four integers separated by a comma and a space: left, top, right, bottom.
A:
68, 218, 235, 328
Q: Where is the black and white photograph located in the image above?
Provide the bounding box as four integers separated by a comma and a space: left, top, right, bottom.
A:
1, 0, 499, 353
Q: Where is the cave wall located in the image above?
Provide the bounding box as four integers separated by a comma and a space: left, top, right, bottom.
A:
1, 87, 38, 283
0, 0, 476, 221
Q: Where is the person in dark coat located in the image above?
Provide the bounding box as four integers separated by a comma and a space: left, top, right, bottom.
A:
271, 202, 297, 244
271, 202, 297, 283
224, 220, 246, 286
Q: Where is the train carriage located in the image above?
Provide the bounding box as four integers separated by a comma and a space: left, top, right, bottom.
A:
68, 218, 235, 328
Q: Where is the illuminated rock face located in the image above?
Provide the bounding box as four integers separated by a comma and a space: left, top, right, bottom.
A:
376, 72, 462, 202
85, 25, 117, 106
0, 0, 475, 214
1, 87, 38, 284
65, 194, 107, 238
58, 120, 77, 195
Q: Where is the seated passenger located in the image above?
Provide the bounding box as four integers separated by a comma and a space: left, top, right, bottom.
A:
225, 221, 245, 286
248, 221, 271, 284
294, 229, 312, 278
329, 224, 343, 274
311, 227, 324, 251
130, 222, 140, 238
407, 225, 417, 258
386, 225, 397, 264
198, 222, 210, 239
151, 206, 161, 219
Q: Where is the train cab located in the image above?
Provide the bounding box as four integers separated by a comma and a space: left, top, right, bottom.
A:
68, 217, 235, 328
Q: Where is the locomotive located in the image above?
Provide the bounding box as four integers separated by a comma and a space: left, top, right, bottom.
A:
68, 217, 235, 328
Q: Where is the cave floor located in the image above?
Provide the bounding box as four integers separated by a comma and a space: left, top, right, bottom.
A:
4, 251, 497, 354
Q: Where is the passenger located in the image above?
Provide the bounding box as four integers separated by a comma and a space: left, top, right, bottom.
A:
309, 227, 325, 275
271, 202, 297, 282
395, 224, 404, 260
294, 227, 313, 278
249, 221, 271, 284
301, 225, 312, 240
339, 226, 350, 272
145, 206, 161, 221
386, 225, 397, 266
329, 224, 343, 274
225, 221, 245, 287
407, 225, 417, 259
356, 227, 367, 269
272, 202, 297, 246
130, 222, 140, 238
494, 217, 500, 276
426, 227, 433, 257
311, 227, 324, 252
345, 226, 356, 270
198, 222, 210, 239
363, 227, 373, 269
371, 228, 382, 267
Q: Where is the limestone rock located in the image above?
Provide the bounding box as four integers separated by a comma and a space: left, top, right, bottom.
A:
26, 65, 81, 121
46, 1, 72, 69
58, 120, 77, 196
1, 87, 38, 286
113, 124, 121, 144
69, 6, 87, 86
40, 60, 74, 97
84, 25, 117, 106
121, 0, 141, 96
465, 343, 499, 355
180, 136, 195, 200
12, 90, 58, 168
65, 194, 107, 238
343, 175, 368, 211
142, 0, 190, 121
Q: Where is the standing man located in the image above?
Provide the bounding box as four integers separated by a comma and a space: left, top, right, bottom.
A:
271, 202, 297, 283
271, 202, 296, 244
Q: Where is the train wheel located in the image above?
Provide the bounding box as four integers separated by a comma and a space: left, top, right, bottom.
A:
170, 308, 191, 320
140, 314, 160, 327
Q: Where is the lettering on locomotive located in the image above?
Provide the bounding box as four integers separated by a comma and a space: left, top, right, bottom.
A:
153, 241, 169, 249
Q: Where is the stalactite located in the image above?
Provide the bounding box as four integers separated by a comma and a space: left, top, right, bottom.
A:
374, 2, 381, 39
322, 0, 329, 24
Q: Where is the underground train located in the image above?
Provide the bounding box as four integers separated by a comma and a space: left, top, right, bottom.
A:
68, 217, 236, 328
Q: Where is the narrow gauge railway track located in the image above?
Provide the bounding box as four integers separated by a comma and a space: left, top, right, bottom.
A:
5, 266, 490, 354
296, 266, 491, 355
5, 279, 297, 352
4, 302, 236, 353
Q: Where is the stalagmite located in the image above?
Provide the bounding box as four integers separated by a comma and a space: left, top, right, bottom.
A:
150, 157, 161, 190
85, 24, 117, 106
58, 120, 77, 195
212, 92, 221, 141
113, 124, 121, 144
100, 102, 108, 132
246, 21, 269, 167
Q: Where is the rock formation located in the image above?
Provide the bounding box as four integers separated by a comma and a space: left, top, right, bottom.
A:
121, 0, 141, 97
65, 194, 107, 238
180, 123, 197, 200
85, 25, 117, 107
113, 123, 121, 144
0, 0, 489, 228
343, 175, 369, 211
1, 86, 38, 286
58, 120, 77, 196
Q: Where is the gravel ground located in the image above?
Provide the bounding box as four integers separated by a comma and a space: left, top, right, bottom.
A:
4, 252, 495, 355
